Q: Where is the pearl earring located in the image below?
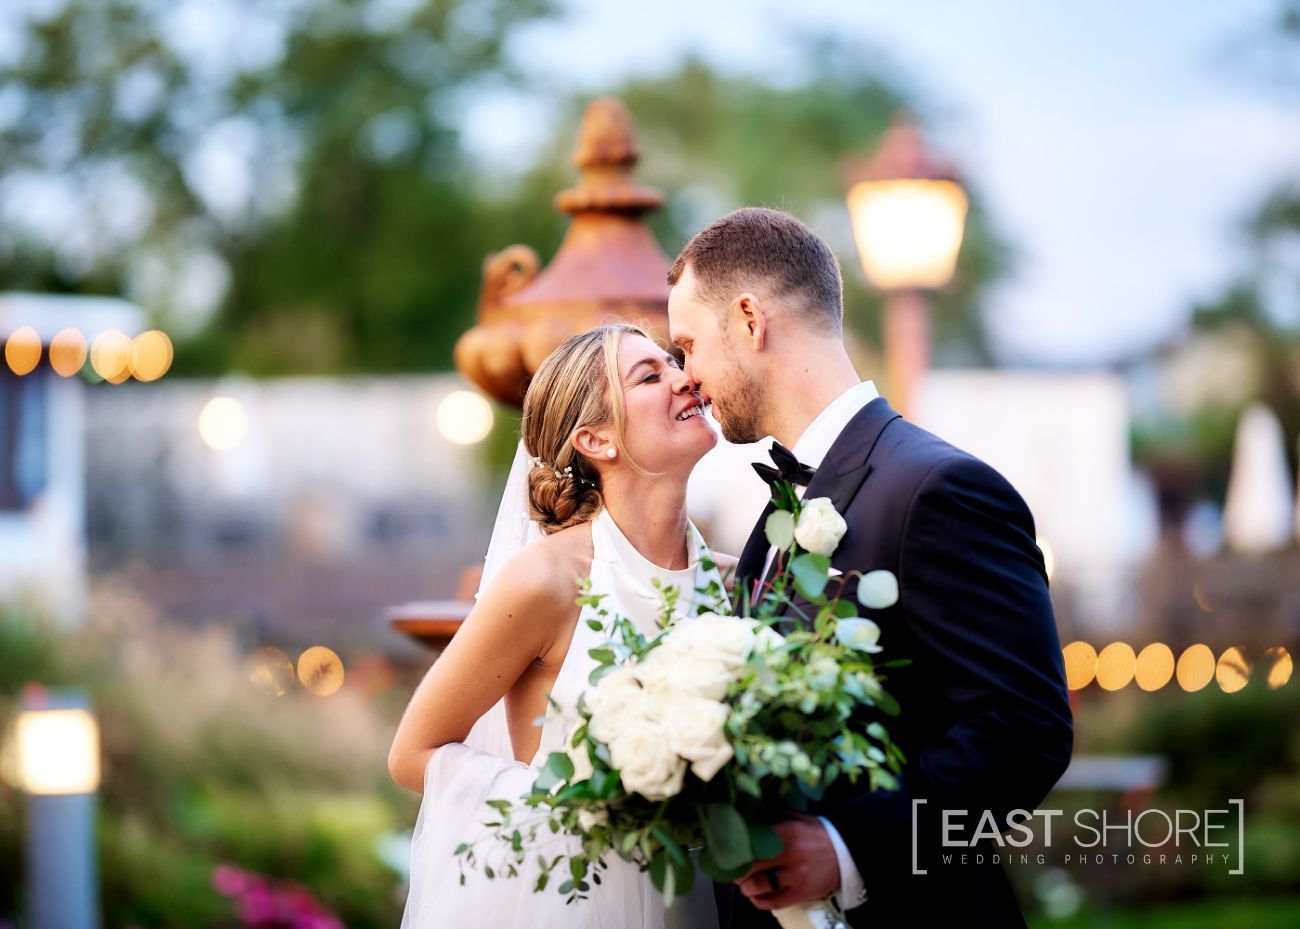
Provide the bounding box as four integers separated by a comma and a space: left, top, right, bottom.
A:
606, 448, 617, 459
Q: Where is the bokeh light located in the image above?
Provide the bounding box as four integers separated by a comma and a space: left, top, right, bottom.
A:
198, 396, 249, 451
1095, 642, 1137, 691
246, 647, 295, 697
846, 178, 968, 290
436, 390, 494, 445
15, 707, 100, 795
90, 329, 132, 382
1176, 644, 1217, 692
49, 328, 88, 377
1062, 641, 1097, 691
1134, 642, 1175, 692
129, 329, 174, 381
297, 646, 345, 697
1215, 646, 1252, 693
4, 326, 41, 375
1263, 647, 1293, 689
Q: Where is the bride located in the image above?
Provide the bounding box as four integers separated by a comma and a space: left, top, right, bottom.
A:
389, 323, 729, 928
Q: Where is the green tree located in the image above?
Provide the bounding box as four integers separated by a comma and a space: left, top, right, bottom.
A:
2, 8, 1007, 375
514, 43, 1011, 366
0, 0, 556, 373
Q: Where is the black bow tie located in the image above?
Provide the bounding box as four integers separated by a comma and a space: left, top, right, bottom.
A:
752, 442, 816, 490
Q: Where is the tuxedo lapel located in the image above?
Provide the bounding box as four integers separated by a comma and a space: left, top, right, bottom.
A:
734, 398, 901, 600
801, 396, 901, 513
735, 499, 776, 587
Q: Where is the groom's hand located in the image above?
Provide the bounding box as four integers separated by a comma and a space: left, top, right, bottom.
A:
735, 815, 840, 911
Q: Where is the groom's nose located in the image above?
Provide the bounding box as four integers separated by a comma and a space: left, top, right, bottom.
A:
681, 364, 708, 403
681, 360, 701, 392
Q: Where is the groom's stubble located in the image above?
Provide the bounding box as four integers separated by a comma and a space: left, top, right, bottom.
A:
710, 335, 768, 445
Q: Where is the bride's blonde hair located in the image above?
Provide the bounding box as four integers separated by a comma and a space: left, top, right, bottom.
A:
522, 323, 647, 535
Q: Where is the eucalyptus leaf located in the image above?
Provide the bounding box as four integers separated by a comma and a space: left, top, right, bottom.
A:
748, 822, 784, 860
701, 803, 752, 871
765, 510, 796, 551
699, 845, 750, 882
790, 553, 831, 600
857, 569, 900, 609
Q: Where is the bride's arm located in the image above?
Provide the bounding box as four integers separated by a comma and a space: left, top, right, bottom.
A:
387, 545, 573, 793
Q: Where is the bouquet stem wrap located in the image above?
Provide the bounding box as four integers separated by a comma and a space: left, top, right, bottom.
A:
772, 898, 849, 929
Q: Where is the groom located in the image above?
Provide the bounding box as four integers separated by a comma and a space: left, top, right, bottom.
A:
666, 208, 1073, 927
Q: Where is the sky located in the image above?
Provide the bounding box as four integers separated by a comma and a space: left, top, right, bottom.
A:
460, 0, 1300, 367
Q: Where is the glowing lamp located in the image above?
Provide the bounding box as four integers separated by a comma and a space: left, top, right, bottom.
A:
846, 116, 968, 292
17, 706, 100, 795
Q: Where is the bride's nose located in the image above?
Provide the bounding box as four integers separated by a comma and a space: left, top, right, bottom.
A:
668, 369, 692, 394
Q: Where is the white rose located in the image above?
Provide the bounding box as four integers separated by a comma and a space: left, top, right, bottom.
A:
834, 617, 883, 653
637, 648, 736, 703
578, 807, 608, 831
610, 719, 687, 801
658, 614, 757, 669
585, 665, 640, 710
794, 497, 847, 556
587, 671, 653, 744
660, 697, 734, 783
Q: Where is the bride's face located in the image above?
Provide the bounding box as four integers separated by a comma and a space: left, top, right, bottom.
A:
612, 333, 717, 472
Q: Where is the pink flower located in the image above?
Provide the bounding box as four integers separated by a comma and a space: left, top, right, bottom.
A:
236, 886, 276, 925
213, 865, 252, 897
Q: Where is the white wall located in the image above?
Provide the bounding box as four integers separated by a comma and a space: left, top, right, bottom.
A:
916, 370, 1140, 631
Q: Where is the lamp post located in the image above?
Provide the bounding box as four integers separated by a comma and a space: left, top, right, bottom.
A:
845, 114, 968, 419
16, 686, 101, 929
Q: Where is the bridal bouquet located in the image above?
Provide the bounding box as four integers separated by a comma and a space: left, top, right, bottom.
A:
458, 482, 906, 927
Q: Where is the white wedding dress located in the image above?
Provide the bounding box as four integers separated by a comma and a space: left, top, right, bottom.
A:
401, 507, 723, 929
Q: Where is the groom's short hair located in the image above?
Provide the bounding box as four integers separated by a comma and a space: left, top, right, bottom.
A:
667, 207, 843, 335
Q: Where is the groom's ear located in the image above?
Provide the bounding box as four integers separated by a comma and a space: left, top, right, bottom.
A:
735, 293, 768, 351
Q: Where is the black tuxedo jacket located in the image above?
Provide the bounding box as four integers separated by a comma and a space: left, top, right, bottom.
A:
724, 397, 1073, 929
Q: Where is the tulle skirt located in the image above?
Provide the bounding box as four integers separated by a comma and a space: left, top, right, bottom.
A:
401, 742, 717, 929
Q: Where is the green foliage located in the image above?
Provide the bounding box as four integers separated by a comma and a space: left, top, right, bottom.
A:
1123, 679, 1300, 815
0, 7, 1007, 376
1136, 5, 1300, 479
0, 589, 410, 928
0, 611, 71, 696
1065, 679, 1300, 905
1028, 895, 1300, 929
0, 0, 559, 373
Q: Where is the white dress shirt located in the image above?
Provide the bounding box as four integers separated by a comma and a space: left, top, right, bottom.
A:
758, 380, 879, 910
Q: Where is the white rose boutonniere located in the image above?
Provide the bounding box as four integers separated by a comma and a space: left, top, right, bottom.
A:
793, 497, 848, 556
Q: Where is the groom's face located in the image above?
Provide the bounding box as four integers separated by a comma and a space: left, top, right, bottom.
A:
667, 266, 767, 445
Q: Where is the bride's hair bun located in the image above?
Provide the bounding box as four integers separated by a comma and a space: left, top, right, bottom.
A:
525, 459, 601, 535
521, 323, 646, 535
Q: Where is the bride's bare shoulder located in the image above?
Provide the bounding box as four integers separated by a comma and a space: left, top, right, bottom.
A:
476, 521, 594, 620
